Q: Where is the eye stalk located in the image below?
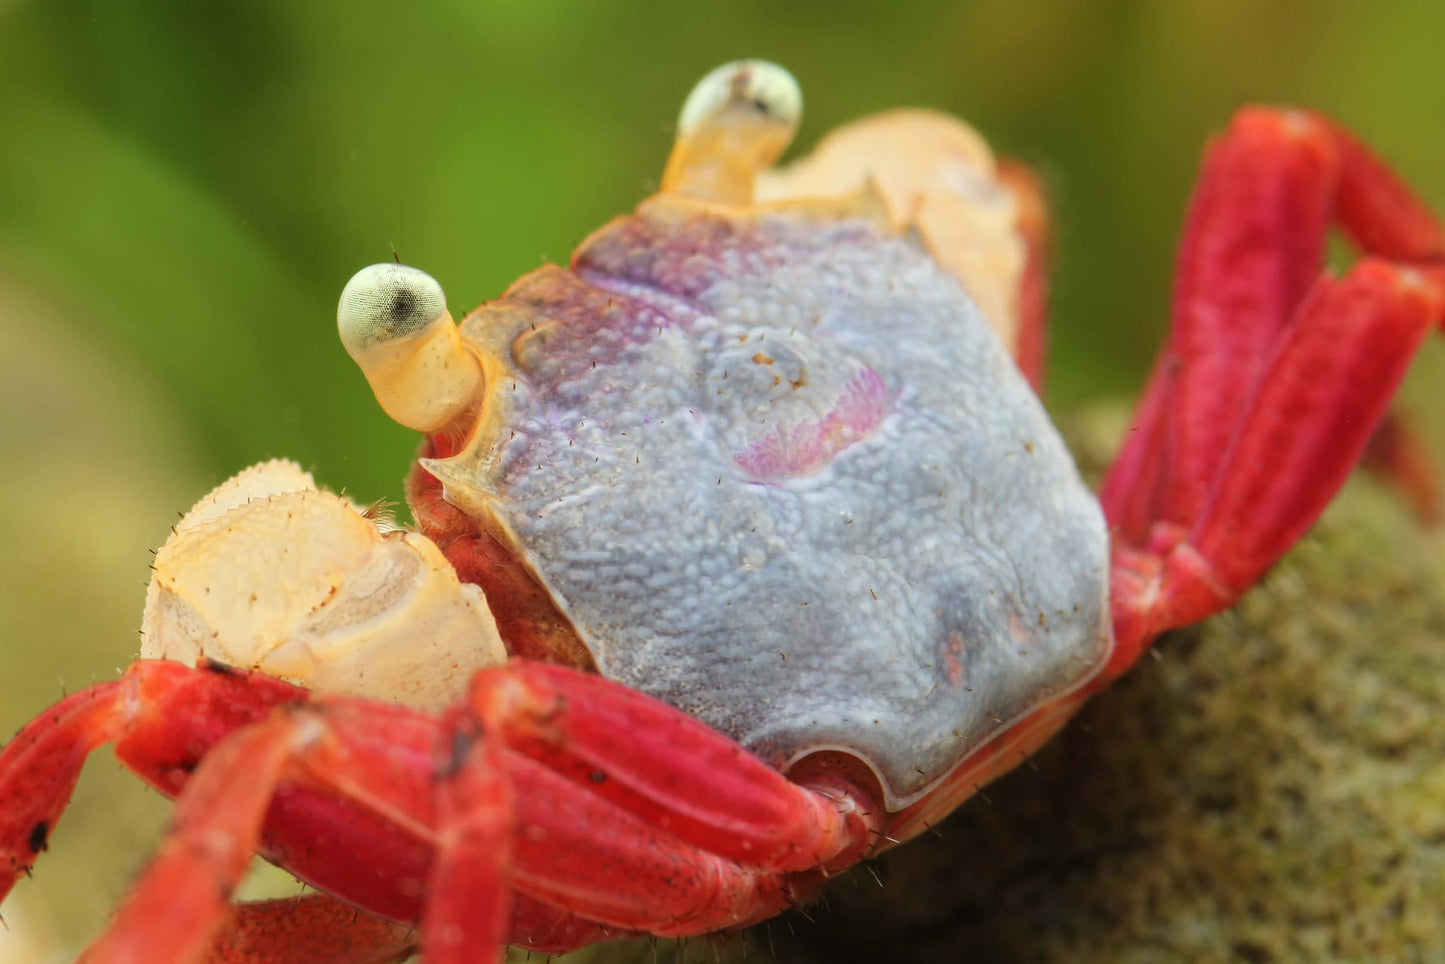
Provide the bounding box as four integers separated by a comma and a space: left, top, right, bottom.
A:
662, 59, 802, 205
338, 263, 484, 434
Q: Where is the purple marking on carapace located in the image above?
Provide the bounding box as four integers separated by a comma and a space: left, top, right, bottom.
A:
732, 365, 891, 479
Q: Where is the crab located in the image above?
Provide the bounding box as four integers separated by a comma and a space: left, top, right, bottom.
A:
3, 60, 1444, 964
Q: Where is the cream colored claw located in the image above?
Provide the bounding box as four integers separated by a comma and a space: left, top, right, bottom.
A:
338, 263, 485, 434
140, 460, 506, 709
661, 59, 802, 205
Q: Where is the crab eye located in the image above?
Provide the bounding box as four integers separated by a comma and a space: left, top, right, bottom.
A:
663, 61, 803, 204
337, 263, 484, 435
337, 263, 448, 354
677, 59, 802, 137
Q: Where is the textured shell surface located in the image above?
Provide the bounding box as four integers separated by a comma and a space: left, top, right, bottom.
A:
434, 196, 1112, 807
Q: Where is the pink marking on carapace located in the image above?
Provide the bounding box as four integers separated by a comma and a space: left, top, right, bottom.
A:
941, 633, 967, 689
732, 365, 890, 479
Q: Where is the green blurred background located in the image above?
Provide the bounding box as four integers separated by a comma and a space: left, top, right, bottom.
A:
2, 1, 1444, 960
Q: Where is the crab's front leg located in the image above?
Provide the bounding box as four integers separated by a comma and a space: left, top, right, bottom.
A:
418, 663, 882, 961
1101, 108, 1445, 674
1, 658, 881, 964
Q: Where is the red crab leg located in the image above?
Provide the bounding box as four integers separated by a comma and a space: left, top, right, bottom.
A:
252, 663, 871, 945
1101, 108, 1445, 672
1103, 108, 1340, 544
0, 662, 302, 905
200, 892, 609, 962
418, 703, 513, 963
998, 158, 1051, 391
1328, 116, 1445, 262
419, 662, 877, 950
86, 704, 441, 964
0, 682, 123, 902
81, 718, 301, 964
5, 660, 879, 961
69, 690, 487, 964
202, 897, 415, 964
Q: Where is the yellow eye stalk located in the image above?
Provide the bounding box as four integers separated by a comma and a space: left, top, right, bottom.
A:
337, 263, 485, 435
661, 59, 802, 204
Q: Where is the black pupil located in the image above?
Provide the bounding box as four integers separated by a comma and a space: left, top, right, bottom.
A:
387, 287, 417, 322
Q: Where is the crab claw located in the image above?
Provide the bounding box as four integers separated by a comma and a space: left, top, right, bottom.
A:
140, 459, 507, 708
338, 262, 486, 435
661, 59, 802, 204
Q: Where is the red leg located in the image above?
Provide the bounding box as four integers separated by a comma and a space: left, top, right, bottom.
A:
1101, 108, 1445, 674
1101, 108, 1339, 545
481, 663, 873, 871
998, 158, 1051, 392
1328, 117, 1445, 263
0, 682, 123, 902
255, 660, 876, 948
419, 707, 513, 964
203, 897, 415, 964
427, 662, 878, 940
4, 659, 881, 961
81, 717, 301, 964
71, 685, 436, 963
1, 661, 302, 905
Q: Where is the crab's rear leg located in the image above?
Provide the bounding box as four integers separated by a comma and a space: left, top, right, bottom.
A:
996, 159, 1051, 390
203, 897, 415, 964
0, 663, 417, 964
1101, 108, 1445, 672
202, 894, 617, 963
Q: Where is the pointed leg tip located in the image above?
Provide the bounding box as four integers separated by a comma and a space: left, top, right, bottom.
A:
1394, 264, 1445, 313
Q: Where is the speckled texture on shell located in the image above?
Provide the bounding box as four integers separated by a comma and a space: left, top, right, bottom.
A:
439, 197, 1111, 806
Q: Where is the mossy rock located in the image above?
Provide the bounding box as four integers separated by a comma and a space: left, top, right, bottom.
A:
567, 407, 1445, 964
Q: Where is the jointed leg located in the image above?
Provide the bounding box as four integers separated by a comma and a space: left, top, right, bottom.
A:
4, 660, 880, 963
83, 701, 442, 964
421, 662, 879, 954
998, 158, 1052, 391
419, 706, 512, 963
1102, 108, 1445, 673
1, 662, 302, 905
1, 682, 123, 902
0, 665, 416, 964
81, 718, 302, 964
203, 897, 415, 964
